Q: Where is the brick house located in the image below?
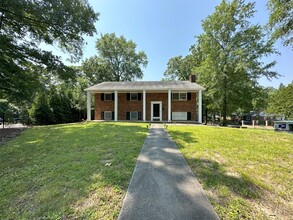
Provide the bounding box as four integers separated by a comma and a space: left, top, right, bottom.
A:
85, 76, 204, 123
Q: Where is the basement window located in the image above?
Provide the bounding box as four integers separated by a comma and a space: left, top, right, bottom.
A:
172, 112, 187, 120
130, 112, 138, 120
104, 111, 112, 120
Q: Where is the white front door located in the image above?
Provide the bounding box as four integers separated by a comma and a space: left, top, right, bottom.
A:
151, 101, 162, 121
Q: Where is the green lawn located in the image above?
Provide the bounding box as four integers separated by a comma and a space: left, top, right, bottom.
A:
168, 126, 293, 220
0, 122, 147, 219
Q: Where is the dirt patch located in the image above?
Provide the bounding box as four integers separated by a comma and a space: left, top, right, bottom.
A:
0, 128, 26, 145
248, 189, 293, 220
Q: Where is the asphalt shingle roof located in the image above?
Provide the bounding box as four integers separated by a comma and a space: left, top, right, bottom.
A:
85, 81, 205, 92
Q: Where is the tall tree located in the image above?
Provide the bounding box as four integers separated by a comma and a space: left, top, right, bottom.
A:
67, 75, 90, 121
267, 0, 293, 49
0, 0, 99, 102
30, 93, 55, 125
82, 33, 148, 83
163, 55, 197, 80
193, 0, 278, 125
266, 82, 293, 119
251, 86, 273, 112
164, 44, 203, 81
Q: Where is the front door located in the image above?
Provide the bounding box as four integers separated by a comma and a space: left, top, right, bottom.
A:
151, 102, 162, 121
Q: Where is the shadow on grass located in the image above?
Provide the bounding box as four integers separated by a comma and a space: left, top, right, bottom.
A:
119, 129, 219, 220
168, 129, 262, 200
168, 129, 198, 146
186, 158, 261, 200
0, 122, 147, 219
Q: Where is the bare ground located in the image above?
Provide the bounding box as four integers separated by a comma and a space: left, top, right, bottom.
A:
0, 128, 26, 145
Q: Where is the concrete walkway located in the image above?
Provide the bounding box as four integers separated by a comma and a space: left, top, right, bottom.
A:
118, 124, 219, 220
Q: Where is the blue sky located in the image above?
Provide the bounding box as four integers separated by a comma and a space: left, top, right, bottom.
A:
50, 0, 292, 88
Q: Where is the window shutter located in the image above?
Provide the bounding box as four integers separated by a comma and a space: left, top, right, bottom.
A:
187, 92, 191, 100
138, 112, 142, 120
187, 112, 191, 120
138, 93, 142, 100
101, 111, 104, 120
112, 93, 115, 101
127, 93, 130, 101
112, 112, 115, 120
126, 112, 130, 120
101, 93, 104, 101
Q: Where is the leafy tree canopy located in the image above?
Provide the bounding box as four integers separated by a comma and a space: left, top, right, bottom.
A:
82, 33, 148, 84
0, 0, 99, 103
267, 0, 293, 48
163, 55, 198, 81
267, 82, 293, 119
0, 99, 9, 114
193, 0, 278, 125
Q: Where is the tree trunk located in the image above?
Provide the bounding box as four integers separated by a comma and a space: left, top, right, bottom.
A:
205, 108, 208, 125
222, 76, 228, 126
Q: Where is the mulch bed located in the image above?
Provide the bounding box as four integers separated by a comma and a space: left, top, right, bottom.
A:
0, 128, 26, 145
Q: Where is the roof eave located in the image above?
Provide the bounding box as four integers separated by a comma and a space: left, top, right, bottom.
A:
85, 87, 205, 92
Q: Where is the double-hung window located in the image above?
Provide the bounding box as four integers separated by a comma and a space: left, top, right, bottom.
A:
130, 93, 138, 101
172, 92, 187, 101
104, 93, 112, 101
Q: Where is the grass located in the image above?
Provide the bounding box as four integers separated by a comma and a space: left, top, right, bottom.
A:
168, 125, 293, 219
0, 122, 147, 219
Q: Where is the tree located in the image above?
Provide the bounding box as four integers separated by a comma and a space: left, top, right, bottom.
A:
82, 33, 148, 83
163, 55, 196, 80
164, 44, 204, 81
193, 0, 278, 125
267, 0, 293, 49
0, 0, 99, 102
0, 99, 9, 116
251, 86, 274, 112
267, 82, 293, 119
50, 89, 73, 124
67, 76, 89, 121
30, 93, 55, 125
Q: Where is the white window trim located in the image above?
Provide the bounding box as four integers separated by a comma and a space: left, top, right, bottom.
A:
130, 92, 138, 101
172, 92, 187, 101
104, 111, 112, 120
104, 93, 112, 101
172, 112, 188, 121
130, 111, 138, 120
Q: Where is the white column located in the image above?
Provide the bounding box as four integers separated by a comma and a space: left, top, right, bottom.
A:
114, 91, 118, 121
198, 90, 202, 123
168, 90, 171, 122
143, 90, 146, 121
87, 91, 91, 121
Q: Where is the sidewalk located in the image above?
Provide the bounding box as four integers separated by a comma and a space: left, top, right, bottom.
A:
118, 124, 219, 220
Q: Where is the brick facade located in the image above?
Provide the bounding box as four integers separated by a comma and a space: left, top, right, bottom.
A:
94, 92, 197, 121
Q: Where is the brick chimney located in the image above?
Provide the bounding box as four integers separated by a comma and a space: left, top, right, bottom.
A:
189, 75, 196, 83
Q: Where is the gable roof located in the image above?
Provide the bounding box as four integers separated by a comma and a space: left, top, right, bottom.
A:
85, 81, 205, 92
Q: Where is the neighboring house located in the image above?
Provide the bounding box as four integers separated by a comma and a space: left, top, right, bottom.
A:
241, 111, 280, 125
85, 76, 204, 123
